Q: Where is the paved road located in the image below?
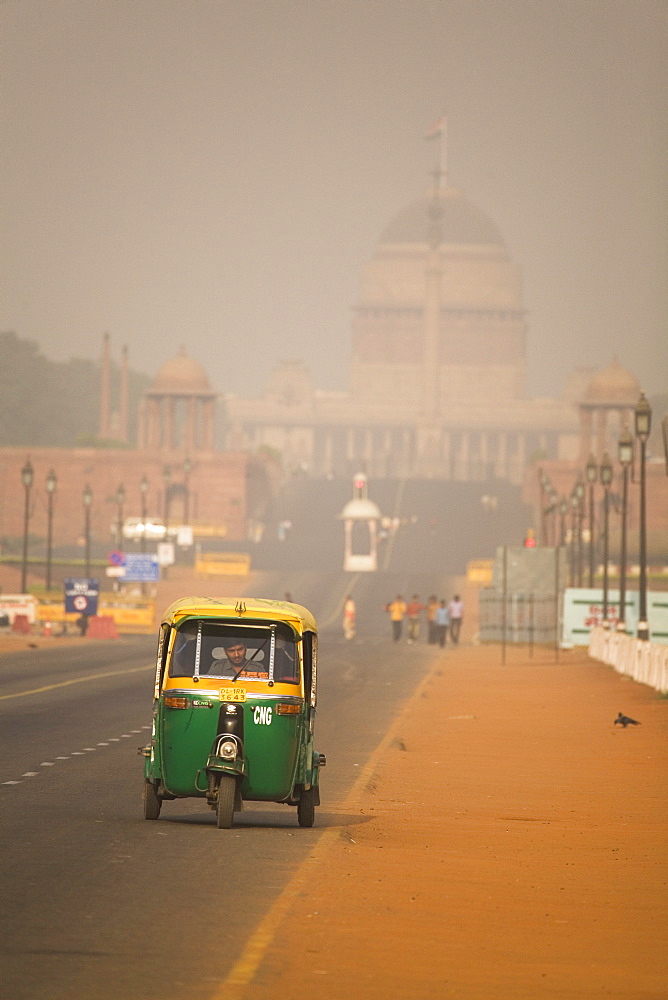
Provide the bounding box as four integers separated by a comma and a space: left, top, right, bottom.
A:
0, 628, 438, 1000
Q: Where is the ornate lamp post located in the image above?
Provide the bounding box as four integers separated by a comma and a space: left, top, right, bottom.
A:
617, 426, 633, 633
162, 466, 172, 579
140, 475, 149, 553
163, 466, 171, 538
586, 453, 597, 587
548, 487, 558, 546
183, 457, 193, 525
115, 484, 126, 548
45, 469, 57, 592
634, 392, 652, 641
82, 485, 93, 578
599, 452, 613, 627
568, 488, 579, 586
20, 459, 34, 593
558, 497, 569, 548
574, 473, 585, 586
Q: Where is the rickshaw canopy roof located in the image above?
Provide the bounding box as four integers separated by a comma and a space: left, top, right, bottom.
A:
160, 596, 317, 634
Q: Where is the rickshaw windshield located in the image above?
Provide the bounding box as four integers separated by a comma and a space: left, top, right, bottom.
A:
169, 620, 299, 684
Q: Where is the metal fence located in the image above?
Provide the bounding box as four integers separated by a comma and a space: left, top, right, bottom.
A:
479, 590, 559, 648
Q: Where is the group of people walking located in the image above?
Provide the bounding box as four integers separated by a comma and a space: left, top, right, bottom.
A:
385, 593, 463, 647
342, 591, 464, 646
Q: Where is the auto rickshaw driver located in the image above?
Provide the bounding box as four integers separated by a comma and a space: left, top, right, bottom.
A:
212, 639, 268, 679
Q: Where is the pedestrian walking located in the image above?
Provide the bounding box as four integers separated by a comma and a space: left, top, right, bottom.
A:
385, 595, 407, 642
405, 594, 425, 643
434, 599, 449, 648
343, 595, 356, 640
448, 594, 464, 644
426, 595, 438, 644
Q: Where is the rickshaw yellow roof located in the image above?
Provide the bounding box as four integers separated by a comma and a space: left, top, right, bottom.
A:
160, 596, 318, 633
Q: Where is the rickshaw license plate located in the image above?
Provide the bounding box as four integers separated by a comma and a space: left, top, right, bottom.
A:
219, 687, 246, 702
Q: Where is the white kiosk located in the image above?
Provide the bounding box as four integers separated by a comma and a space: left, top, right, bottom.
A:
340, 472, 381, 572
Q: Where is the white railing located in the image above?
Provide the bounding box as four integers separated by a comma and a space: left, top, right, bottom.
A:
589, 627, 668, 694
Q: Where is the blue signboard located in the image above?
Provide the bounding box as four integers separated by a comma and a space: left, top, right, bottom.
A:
123, 554, 160, 582
64, 578, 100, 616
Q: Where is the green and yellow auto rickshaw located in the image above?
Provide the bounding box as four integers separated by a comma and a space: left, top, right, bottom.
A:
140, 597, 325, 828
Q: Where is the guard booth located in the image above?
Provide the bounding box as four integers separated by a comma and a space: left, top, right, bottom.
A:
340, 472, 381, 572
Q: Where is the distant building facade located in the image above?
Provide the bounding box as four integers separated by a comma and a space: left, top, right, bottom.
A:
0, 348, 274, 562
223, 183, 580, 483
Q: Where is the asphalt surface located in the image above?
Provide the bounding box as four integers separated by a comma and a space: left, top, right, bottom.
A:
0, 625, 439, 1000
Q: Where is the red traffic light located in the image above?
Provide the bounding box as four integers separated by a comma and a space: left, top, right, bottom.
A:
524, 528, 536, 548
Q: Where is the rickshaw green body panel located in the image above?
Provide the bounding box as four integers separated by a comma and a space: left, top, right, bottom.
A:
143, 597, 322, 818
157, 694, 304, 799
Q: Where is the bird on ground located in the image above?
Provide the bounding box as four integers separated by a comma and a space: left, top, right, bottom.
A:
614, 712, 640, 728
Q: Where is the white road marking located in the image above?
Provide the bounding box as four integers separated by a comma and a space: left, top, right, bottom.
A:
2, 725, 148, 788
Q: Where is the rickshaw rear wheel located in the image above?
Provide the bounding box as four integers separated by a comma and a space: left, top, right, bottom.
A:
143, 779, 162, 820
216, 775, 235, 829
297, 787, 316, 828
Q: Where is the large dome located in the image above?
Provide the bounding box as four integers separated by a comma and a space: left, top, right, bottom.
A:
149, 348, 214, 395
584, 358, 640, 406
380, 187, 505, 247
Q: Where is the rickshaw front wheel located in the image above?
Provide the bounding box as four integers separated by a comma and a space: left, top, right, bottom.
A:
216, 775, 236, 829
143, 779, 162, 820
297, 787, 316, 828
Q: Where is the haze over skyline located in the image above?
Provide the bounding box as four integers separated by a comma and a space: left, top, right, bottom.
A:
2, 0, 666, 404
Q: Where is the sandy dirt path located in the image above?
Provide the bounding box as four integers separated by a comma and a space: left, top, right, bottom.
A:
216, 643, 667, 1000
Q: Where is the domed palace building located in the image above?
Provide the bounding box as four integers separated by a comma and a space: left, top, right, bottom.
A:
224, 180, 580, 482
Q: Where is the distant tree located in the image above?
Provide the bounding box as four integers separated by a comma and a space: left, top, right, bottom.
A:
0, 331, 149, 447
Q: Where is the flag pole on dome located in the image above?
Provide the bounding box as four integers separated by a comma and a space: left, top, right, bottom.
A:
424, 115, 447, 193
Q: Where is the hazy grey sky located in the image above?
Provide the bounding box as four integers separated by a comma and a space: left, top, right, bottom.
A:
2, 0, 666, 401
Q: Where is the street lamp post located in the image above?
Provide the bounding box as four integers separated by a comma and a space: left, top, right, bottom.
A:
574, 473, 585, 586
45, 469, 57, 592
83, 485, 93, 579
599, 452, 613, 627
20, 459, 34, 594
115, 484, 126, 549
140, 475, 149, 553
183, 457, 193, 526
617, 426, 633, 633
162, 466, 171, 578
548, 488, 558, 546
635, 392, 652, 641
558, 497, 568, 548
586, 454, 597, 587
163, 466, 171, 538
569, 489, 579, 586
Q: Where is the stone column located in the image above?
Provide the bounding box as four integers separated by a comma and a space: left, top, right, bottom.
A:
595, 408, 608, 457
119, 344, 129, 443
579, 408, 593, 462
99, 332, 111, 438
165, 398, 176, 450
186, 398, 197, 452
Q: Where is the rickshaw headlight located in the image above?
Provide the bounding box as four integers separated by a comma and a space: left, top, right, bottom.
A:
218, 738, 238, 759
